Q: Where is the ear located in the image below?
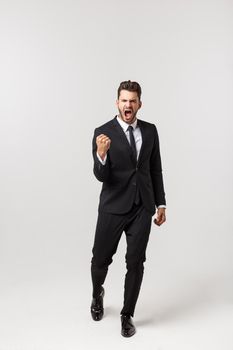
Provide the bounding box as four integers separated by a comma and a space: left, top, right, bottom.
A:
139, 101, 142, 109
116, 99, 119, 107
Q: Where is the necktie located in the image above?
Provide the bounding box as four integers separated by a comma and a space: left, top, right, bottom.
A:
127, 125, 141, 204
127, 125, 137, 160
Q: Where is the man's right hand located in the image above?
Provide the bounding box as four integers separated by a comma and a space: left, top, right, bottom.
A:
96, 134, 111, 160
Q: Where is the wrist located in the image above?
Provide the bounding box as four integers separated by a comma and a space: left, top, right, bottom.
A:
97, 151, 107, 160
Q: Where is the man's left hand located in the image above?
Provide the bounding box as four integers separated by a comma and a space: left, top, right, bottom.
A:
153, 208, 166, 226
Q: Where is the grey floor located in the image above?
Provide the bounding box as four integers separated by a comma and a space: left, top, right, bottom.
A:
0, 263, 232, 350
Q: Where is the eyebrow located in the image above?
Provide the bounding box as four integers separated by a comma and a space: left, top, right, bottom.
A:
120, 99, 137, 102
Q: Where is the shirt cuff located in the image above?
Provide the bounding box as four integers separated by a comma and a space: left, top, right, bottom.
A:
157, 205, 166, 209
96, 152, 107, 165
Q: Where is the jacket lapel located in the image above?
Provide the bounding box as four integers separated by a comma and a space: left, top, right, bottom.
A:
112, 116, 134, 156
136, 118, 145, 166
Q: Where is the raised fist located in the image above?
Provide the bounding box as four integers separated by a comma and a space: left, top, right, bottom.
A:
96, 134, 111, 160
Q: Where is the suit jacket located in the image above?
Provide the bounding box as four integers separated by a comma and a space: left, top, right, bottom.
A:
92, 115, 166, 215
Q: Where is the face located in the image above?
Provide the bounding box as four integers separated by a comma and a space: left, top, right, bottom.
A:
116, 90, 142, 124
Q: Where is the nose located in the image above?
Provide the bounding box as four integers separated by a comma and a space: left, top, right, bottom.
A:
126, 101, 132, 108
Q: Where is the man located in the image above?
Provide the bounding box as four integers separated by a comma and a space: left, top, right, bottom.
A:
90, 80, 166, 337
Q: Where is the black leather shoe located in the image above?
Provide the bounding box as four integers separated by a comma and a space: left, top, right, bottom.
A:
121, 314, 136, 337
90, 287, 105, 321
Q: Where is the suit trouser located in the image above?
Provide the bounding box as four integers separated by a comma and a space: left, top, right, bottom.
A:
91, 202, 152, 317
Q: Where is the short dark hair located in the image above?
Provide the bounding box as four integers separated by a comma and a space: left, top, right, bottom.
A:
117, 80, 142, 101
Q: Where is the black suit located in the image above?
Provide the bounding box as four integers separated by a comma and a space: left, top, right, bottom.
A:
93, 116, 166, 215
91, 115, 166, 317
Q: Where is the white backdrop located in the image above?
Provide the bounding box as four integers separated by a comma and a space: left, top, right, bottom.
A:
0, 0, 233, 349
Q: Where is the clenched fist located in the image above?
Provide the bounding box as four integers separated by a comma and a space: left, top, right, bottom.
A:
153, 208, 166, 226
96, 134, 111, 160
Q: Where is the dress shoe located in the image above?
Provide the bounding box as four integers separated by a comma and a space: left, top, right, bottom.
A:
121, 314, 136, 337
90, 287, 105, 321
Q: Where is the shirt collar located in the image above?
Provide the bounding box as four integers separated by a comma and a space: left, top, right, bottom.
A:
116, 115, 138, 132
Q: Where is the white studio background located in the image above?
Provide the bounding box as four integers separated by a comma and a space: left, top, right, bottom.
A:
0, 0, 233, 349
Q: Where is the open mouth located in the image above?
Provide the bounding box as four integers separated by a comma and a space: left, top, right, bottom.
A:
124, 109, 133, 117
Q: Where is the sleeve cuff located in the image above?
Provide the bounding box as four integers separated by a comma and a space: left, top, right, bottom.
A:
96, 152, 107, 165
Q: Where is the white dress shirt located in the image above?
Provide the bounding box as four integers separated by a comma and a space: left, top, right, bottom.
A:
96, 115, 166, 209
